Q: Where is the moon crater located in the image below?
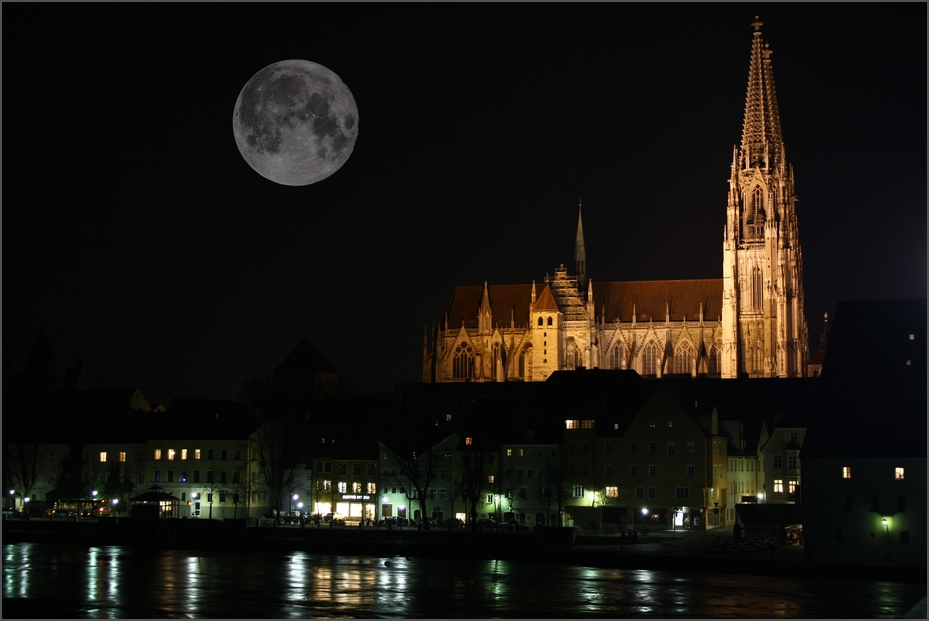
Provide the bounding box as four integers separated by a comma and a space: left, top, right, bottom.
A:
233, 60, 358, 186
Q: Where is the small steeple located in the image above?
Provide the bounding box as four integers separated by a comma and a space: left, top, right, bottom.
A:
819, 312, 829, 350
574, 199, 587, 291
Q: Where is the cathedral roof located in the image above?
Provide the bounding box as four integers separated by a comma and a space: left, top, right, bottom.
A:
445, 284, 533, 329
533, 285, 559, 311
594, 279, 723, 323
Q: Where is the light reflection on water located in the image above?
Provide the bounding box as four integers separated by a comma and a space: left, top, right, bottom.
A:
2, 542, 925, 618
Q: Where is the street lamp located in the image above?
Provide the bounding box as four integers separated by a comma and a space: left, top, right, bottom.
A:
641, 507, 649, 532
292, 493, 298, 518
757, 492, 765, 504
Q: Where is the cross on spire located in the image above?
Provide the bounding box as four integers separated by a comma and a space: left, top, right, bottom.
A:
752, 16, 763, 32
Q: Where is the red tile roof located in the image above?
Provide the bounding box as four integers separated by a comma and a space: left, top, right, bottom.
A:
443, 279, 724, 329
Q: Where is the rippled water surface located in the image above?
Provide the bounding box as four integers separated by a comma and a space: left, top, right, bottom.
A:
2, 542, 924, 618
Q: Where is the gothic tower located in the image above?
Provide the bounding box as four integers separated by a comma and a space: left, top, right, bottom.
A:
722, 17, 809, 378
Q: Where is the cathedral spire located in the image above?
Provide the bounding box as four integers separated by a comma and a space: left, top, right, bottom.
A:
740, 16, 784, 171
574, 198, 587, 290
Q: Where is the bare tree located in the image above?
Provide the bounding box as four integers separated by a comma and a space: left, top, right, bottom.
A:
534, 457, 562, 526
4, 442, 43, 517
456, 441, 491, 529
249, 421, 298, 523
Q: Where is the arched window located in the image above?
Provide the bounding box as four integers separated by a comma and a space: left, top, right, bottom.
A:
609, 345, 623, 370
453, 342, 474, 379
745, 186, 765, 240
643, 342, 658, 376
752, 265, 763, 311
565, 339, 576, 370
674, 341, 694, 375
492, 343, 501, 378
537, 316, 543, 326
518, 348, 527, 378
547, 316, 553, 326
708, 342, 721, 376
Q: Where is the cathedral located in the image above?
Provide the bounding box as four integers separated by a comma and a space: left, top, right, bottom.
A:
423, 19, 809, 383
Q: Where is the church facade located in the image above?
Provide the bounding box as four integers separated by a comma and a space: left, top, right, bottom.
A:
423, 19, 809, 383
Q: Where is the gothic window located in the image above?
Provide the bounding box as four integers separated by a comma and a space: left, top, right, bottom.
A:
674, 341, 694, 375
609, 345, 622, 370
547, 316, 553, 326
518, 349, 527, 378
708, 342, 721, 376
745, 186, 765, 240
538, 317, 543, 326
565, 339, 576, 370
453, 342, 474, 379
643, 342, 658, 376
492, 343, 501, 377
752, 265, 763, 311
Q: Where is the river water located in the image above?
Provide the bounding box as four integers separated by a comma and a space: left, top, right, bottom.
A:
2, 542, 924, 618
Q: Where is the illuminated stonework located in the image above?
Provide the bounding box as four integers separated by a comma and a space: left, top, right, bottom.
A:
424, 19, 808, 382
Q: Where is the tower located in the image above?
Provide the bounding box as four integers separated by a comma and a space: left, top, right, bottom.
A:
574, 199, 587, 291
722, 17, 809, 378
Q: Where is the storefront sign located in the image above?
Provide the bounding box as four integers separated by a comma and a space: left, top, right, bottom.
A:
341, 495, 371, 501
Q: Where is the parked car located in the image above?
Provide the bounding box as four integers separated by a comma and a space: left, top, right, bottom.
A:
49, 509, 76, 519
443, 517, 465, 529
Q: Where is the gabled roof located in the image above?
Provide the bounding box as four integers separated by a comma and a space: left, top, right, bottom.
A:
444, 284, 533, 329
593, 279, 723, 323
27, 330, 55, 361
274, 338, 336, 374
533, 285, 559, 311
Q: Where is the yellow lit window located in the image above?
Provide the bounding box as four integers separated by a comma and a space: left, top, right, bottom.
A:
99, 452, 107, 462
774, 479, 784, 493
519, 449, 524, 457
895, 467, 905, 480
506, 449, 512, 456
466, 437, 473, 445
119, 452, 126, 462
367, 483, 376, 494
842, 466, 851, 479
566, 420, 579, 429
167, 449, 176, 461
154, 449, 162, 460
181, 449, 188, 460
487, 475, 494, 484
605, 486, 618, 498
194, 449, 201, 460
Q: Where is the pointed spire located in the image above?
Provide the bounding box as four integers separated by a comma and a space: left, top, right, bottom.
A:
574, 198, 587, 290
531, 280, 537, 306
740, 16, 784, 171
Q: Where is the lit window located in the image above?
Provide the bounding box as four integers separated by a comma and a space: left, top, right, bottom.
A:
99, 452, 107, 463
194, 449, 201, 460
352, 482, 362, 493
788, 480, 797, 494
181, 449, 188, 460
465, 437, 473, 445
154, 449, 162, 460
895, 467, 905, 480
842, 466, 851, 479
119, 452, 126, 463
774, 479, 784, 493
909, 333, 915, 340
338, 482, 347, 493
566, 420, 579, 429
168, 449, 176, 461
581, 420, 594, 429
605, 486, 618, 498
487, 475, 494, 484
519, 449, 524, 457
668, 421, 673, 428
506, 449, 512, 456
649, 421, 656, 428
446, 414, 452, 421
572, 486, 585, 498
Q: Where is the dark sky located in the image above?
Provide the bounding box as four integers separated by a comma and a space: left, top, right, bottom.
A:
4, 4, 925, 403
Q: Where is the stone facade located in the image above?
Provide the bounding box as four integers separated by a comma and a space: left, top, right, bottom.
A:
424, 20, 808, 383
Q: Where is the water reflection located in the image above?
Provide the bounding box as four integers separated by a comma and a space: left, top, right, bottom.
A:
2, 543, 925, 619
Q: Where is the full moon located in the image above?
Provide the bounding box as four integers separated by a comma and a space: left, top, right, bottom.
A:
232, 60, 358, 186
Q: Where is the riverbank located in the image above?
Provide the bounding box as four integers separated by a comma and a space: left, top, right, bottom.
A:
3, 518, 925, 584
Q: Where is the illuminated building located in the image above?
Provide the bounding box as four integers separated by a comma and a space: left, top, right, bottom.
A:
424, 18, 809, 383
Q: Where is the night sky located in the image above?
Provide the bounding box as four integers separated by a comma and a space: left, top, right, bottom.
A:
3, 4, 925, 404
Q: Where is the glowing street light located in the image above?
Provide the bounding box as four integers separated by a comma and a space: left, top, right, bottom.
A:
641, 507, 649, 532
